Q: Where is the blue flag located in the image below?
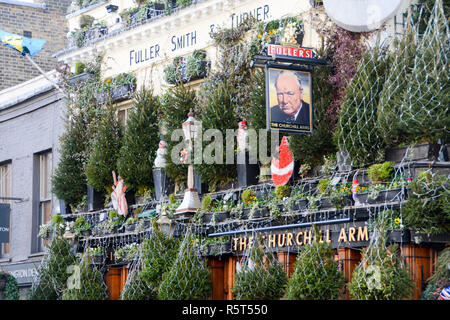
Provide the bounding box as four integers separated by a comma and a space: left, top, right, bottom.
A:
0, 29, 46, 56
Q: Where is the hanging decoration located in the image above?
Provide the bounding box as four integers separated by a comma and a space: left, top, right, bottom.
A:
111, 171, 128, 217
271, 136, 294, 185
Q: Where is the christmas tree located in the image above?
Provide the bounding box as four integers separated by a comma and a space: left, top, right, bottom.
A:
85, 104, 122, 194
233, 241, 288, 300
157, 234, 211, 300
286, 227, 344, 300
348, 216, 414, 300
117, 86, 160, 191
30, 237, 77, 300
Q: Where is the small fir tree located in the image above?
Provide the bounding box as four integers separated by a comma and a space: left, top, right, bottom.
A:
348, 217, 414, 300
195, 81, 238, 191
335, 43, 389, 166
139, 224, 180, 296
85, 104, 123, 194
117, 86, 160, 191
233, 241, 288, 300
30, 237, 77, 300
160, 84, 197, 186
158, 234, 211, 300
120, 266, 156, 300
286, 226, 344, 300
62, 253, 108, 300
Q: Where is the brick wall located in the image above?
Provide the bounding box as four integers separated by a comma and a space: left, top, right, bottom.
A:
0, 0, 71, 90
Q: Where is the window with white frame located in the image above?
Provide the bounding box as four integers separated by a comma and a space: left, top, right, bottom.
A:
38, 151, 52, 251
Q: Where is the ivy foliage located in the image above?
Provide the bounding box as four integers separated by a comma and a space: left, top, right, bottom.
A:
85, 104, 123, 194
286, 226, 344, 300
117, 86, 160, 191
1, 273, 20, 300
233, 241, 288, 300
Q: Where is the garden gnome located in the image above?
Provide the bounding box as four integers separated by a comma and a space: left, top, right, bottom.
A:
154, 140, 167, 168
271, 136, 294, 186
352, 179, 362, 206
111, 171, 128, 217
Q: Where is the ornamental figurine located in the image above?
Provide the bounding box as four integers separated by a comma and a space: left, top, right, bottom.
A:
237, 120, 248, 153
154, 140, 167, 168
111, 171, 128, 217
440, 286, 450, 300
352, 179, 362, 206
271, 136, 294, 186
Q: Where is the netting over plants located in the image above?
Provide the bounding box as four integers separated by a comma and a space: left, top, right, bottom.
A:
336, 0, 449, 167
285, 226, 344, 300
233, 236, 288, 300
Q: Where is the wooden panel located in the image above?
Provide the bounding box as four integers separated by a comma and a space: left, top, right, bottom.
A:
208, 258, 225, 300
277, 251, 297, 278
120, 267, 129, 293
105, 268, 122, 300
400, 244, 434, 300
224, 256, 237, 300
338, 247, 362, 300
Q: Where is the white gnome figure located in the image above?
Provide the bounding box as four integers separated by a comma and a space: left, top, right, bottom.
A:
237, 120, 248, 153
154, 140, 167, 168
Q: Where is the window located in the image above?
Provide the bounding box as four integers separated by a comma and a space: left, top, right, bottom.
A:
37, 152, 52, 252
0, 162, 12, 256
117, 101, 133, 128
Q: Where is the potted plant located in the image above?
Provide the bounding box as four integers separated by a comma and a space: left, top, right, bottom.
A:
103, 210, 124, 234
73, 216, 92, 237
97, 73, 137, 104
385, 141, 441, 163
164, 50, 210, 85
124, 217, 138, 233
89, 247, 104, 265
362, 161, 403, 204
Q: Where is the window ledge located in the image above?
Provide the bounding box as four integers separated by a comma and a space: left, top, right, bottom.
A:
0, 257, 11, 263
0, 0, 46, 9
28, 252, 46, 258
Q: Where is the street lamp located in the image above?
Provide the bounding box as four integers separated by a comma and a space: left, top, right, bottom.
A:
176, 108, 201, 215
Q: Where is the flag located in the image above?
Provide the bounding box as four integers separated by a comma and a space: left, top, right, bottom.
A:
0, 29, 46, 56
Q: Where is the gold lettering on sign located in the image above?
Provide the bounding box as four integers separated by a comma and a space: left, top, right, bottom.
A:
326, 229, 331, 243
319, 230, 324, 243
338, 228, 347, 242
268, 234, 276, 248
286, 233, 293, 246
304, 230, 312, 245
239, 238, 247, 251
248, 236, 254, 248
296, 232, 303, 246
277, 234, 286, 247
233, 238, 239, 251
348, 227, 356, 242
357, 226, 369, 241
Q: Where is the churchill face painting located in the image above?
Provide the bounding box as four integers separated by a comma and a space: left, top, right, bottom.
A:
275, 72, 303, 117
267, 67, 313, 134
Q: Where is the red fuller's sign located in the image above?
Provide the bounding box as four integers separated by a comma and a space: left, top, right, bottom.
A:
267, 44, 312, 59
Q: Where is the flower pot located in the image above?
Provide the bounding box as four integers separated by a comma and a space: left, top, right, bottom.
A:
295, 29, 304, 46
92, 255, 103, 265
84, 26, 108, 42
194, 169, 208, 195
153, 168, 173, 201
236, 152, 260, 188
387, 229, 410, 243
88, 186, 105, 212
292, 199, 308, 211
68, 72, 91, 86
125, 223, 136, 233
81, 229, 92, 238
111, 83, 136, 102
366, 188, 404, 204
385, 142, 441, 163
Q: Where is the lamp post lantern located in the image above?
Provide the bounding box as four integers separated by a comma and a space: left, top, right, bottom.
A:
176, 109, 201, 215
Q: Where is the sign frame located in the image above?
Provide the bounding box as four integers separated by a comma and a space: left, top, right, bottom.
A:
0, 203, 10, 243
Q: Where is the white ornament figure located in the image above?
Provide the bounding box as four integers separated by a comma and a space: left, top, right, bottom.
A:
237, 120, 248, 153
154, 140, 167, 168
111, 171, 128, 217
